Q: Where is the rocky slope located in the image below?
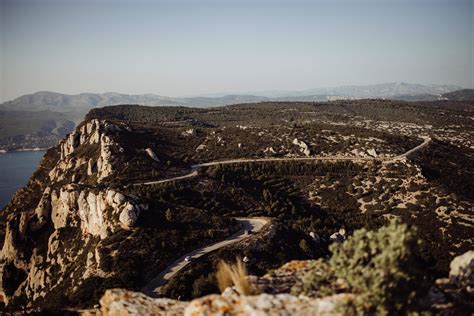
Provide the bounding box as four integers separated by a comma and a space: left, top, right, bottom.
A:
0, 110, 241, 312
91, 250, 473, 315
0, 101, 472, 313
0, 119, 147, 308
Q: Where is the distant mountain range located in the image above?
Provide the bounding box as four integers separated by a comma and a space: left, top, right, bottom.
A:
0, 83, 471, 152
0, 82, 463, 112
193, 82, 462, 99
0, 91, 269, 112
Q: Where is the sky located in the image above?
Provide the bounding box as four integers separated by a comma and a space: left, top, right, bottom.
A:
0, 0, 472, 102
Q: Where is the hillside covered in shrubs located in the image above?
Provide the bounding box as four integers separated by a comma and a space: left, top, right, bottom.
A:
0, 100, 472, 313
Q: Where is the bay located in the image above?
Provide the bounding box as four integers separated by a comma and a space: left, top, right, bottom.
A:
0, 151, 45, 209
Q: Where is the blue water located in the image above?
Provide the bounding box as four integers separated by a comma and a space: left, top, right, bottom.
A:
0, 151, 46, 209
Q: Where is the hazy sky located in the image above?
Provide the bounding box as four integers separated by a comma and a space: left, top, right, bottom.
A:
0, 0, 472, 102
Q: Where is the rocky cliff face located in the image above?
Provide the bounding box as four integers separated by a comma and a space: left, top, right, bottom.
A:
0, 118, 146, 310
49, 119, 128, 183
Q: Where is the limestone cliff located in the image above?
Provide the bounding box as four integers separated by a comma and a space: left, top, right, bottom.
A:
0, 118, 146, 310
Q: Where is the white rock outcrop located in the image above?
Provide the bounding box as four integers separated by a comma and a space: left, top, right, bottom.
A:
48, 186, 144, 239
292, 138, 311, 156
97, 289, 354, 316
99, 289, 187, 316
449, 250, 474, 289
264, 147, 276, 154
196, 144, 207, 152
51, 186, 79, 229
97, 134, 115, 181
51, 119, 123, 183
182, 129, 196, 136
119, 203, 140, 227
367, 148, 378, 158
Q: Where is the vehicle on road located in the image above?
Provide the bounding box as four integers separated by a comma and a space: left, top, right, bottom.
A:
184, 256, 192, 262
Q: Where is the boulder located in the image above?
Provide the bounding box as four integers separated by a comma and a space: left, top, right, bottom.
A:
367, 149, 377, 158
97, 289, 187, 316
185, 292, 353, 315
95, 288, 353, 316
329, 231, 345, 243
249, 260, 318, 295
182, 129, 196, 136
264, 147, 276, 154
119, 203, 139, 227
449, 250, 474, 291
421, 250, 474, 313
292, 138, 311, 156
196, 144, 207, 152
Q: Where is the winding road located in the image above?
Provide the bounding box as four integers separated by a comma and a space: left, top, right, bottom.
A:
396, 136, 431, 159
132, 137, 431, 187
138, 136, 431, 297
142, 218, 268, 297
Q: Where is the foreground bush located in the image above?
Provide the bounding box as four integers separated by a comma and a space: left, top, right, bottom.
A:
294, 219, 422, 315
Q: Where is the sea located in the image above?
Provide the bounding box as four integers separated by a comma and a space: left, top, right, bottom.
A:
0, 150, 46, 209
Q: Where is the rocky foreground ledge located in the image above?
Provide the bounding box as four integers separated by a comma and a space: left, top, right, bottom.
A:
85, 251, 473, 316
88, 286, 352, 316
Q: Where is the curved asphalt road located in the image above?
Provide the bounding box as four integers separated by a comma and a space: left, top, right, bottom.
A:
142, 217, 268, 297
138, 137, 431, 297
132, 137, 431, 187
394, 136, 431, 160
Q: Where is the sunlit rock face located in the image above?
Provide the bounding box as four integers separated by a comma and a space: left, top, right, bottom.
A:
95, 283, 354, 315
292, 138, 311, 156
0, 117, 147, 309
50, 119, 124, 183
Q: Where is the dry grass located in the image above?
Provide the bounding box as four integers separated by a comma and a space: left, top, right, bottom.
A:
215, 258, 255, 295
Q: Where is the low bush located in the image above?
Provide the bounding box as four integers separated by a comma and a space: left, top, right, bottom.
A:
293, 219, 424, 315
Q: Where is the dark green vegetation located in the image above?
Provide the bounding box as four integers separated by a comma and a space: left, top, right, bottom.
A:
293, 220, 425, 315
87, 98, 474, 127
413, 140, 474, 201
130, 161, 388, 300
292, 218, 473, 315
1, 99, 472, 312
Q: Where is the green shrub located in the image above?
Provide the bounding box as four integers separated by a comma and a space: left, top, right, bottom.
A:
294, 219, 422, 315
